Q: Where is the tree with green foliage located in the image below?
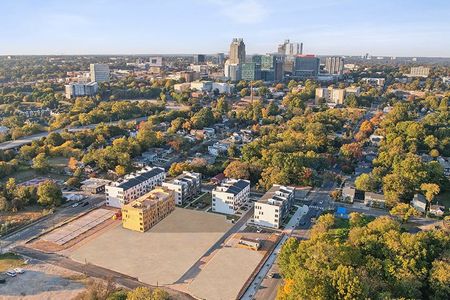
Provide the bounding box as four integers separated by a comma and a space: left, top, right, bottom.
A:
37, 180, 62, 207
32, 153, 50, 173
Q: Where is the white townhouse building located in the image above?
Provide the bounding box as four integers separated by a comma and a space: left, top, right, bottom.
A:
253, 185, 295, 229
212, 179, 250, 215
105, 167, 166, 208
162, 171, 201, 205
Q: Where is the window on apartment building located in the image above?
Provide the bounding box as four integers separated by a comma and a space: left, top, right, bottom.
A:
275, 209, 279, 212
275, 214, 278, 217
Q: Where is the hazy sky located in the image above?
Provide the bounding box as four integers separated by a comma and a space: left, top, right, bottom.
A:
1, 0, 449, 56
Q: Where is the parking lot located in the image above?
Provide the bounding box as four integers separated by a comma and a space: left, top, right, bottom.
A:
69, 208, 232, 285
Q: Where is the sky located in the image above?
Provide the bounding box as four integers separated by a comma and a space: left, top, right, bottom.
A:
0, 0, 449, 57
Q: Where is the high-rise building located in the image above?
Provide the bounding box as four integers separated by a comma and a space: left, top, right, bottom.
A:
216, 53, 225, 65
260, 54, 283, 82
224, 61, 241, 81
90, 63, 110, 83
193, 54, 206, 64
64, 82, 98, 99
278, 39, 301, 56
294, 55, 320, 78
229, 38, 246, 65
241, 63, 261, 81
325, 57, 344, 75
251, 55, 262, 65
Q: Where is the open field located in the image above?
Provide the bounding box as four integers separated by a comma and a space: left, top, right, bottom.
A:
69, 208, 232, 285
0, 260, 85, 300
1, 169, 68, 185
0, 208, 45, 236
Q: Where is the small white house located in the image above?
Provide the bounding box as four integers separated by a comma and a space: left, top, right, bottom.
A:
411, 194, 427, 213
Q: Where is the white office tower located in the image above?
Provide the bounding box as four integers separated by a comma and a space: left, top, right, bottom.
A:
90, 63, 110, 83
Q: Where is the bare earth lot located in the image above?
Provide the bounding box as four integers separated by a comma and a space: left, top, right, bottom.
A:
187, 247, 263, 300
69, 208, 232, 285
0, 261, 85, 300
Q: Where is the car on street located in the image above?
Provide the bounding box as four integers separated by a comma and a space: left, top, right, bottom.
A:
82, 202, 89, 207
72, 202, 80, 208
13, 268, 24, 274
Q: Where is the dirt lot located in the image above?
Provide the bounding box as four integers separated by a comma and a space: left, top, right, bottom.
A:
186, 232, 278, 300
187, 247, 263, 300
0, 260, 85, 300
69, 208, 232, 285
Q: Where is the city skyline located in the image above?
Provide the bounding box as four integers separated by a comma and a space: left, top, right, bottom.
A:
1, 0, 450, 57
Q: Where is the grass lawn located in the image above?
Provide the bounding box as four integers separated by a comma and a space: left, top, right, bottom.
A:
0, 253, 25, 272
195, 192, 212, 205
2, 169, 69, 184
48, 157, 69, 169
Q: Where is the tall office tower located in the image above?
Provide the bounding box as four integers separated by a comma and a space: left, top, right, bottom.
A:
224, 61, 241, 81
294, 55, 320, 78
229, 38, 246, 65
277, 39, 301, 56
90, 63, 110, 83
216, 53, 225, 65
299, 42, 303, 55
325, 56, 344, 75
193, 54, 206, 64
241, 62, 261, 81
260, 54, 283, 82
251, 55, 262, 65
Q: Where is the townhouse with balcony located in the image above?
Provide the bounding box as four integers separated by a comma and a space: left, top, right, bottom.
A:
212, 178, 250, 215
253, 185, 295, 229
105, 167, 166, 208
162, 171, 201, 205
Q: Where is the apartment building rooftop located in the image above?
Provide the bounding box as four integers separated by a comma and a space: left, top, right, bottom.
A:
258, 185, 294, 206
126, 188, 173, 210
114, 167, 165, 190
167, 171, 200, 184
215, 179, 250, 195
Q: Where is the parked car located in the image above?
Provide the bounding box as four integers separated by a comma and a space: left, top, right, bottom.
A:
13, 268, 24, 274
5, 270, 16, 277
71, 202, 80, 208
82, 202, 89, 207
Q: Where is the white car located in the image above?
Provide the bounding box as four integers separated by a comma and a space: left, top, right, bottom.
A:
5, 270, 16, 277
13, 268, 24, 274
71, 202, 80, 208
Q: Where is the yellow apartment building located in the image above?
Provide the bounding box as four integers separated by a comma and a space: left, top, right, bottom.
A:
121, 187, 175, 232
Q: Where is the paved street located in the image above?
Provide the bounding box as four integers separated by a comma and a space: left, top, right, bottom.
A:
241, 204, 309, 300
